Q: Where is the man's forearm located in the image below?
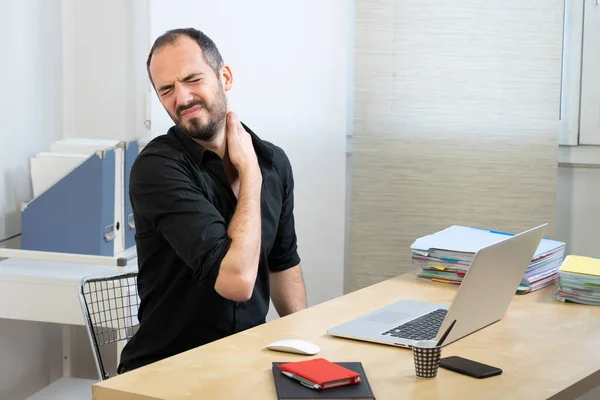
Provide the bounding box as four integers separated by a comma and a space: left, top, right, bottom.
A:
227, 173, 262, 265
215, 172, 262, 300
270, 265, 307, 317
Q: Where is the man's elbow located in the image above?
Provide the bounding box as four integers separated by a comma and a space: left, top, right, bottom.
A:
214, 271, 255, 302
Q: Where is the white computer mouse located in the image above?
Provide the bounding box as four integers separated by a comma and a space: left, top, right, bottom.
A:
265, 338, 320, 355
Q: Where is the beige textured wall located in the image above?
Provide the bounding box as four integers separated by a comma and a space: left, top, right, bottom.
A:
348, 0, 564, 292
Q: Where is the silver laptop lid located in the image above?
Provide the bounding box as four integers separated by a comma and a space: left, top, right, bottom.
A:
436, 223, 547, 345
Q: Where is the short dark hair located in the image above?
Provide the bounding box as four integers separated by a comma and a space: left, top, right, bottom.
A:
146, 28, 224, 87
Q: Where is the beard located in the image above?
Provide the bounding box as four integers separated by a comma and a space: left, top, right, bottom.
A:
173, 84, 227, 142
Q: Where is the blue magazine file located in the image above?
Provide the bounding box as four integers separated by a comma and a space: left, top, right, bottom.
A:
21, 149, 116, 256
123, 140, 139, 249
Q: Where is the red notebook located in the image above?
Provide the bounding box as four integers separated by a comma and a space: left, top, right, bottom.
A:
278, 358, 362, 390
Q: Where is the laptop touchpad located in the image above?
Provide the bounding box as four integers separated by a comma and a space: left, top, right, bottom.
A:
367, 311, 412, 324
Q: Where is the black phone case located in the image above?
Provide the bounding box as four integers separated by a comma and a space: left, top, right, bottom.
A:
439, 356, 502, 379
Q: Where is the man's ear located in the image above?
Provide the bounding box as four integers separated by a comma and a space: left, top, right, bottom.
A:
221, 65, 233, 92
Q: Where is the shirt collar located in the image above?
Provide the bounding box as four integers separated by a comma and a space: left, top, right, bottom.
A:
169, 122, 274, 169
244, 122, 274, 173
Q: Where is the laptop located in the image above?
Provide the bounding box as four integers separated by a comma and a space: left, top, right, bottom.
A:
327, 224, 547, 348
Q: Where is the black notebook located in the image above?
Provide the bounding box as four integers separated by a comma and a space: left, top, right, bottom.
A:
272, 362, 375, 400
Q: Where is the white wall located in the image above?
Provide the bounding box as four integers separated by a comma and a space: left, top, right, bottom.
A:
0, 1, 65, 398
149, 0, 350, 319
0, 0, 64, 241
556, 166, 600, 257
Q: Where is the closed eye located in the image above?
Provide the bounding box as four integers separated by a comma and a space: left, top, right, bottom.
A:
157, 73, 204, 96
158, 84, 174, 97
183, 72, 204, 83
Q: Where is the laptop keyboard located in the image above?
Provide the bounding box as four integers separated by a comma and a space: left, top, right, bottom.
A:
381, 309, 447, 341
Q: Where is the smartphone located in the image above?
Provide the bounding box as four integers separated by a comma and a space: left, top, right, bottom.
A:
439, 356, 502, 379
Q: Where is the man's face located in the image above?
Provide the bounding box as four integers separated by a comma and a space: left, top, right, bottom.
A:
149, 37, 230, 141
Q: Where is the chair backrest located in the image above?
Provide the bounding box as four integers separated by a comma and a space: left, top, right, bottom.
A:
79, 272, 139, 380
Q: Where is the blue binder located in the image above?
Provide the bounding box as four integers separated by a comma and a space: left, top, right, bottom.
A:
124, 140, 138, 250
21, 140, 139, 257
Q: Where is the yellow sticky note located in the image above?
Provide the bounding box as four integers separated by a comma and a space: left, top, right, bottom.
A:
560, 255, 600, 276
431, 265, 446, 271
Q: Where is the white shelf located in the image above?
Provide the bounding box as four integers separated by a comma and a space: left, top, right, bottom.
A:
0, 257, 137, 287
0, 257, 137, 325
0, 246, 137, 267
26, 377, 97, 400
558, 145, 600, 167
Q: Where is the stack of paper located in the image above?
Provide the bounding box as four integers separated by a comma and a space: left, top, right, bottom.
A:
50, 138, 121, 154
411, 225, 566, 294
554, 255, 600, 305
30, 138, 123, 197
30, 152, 90, 197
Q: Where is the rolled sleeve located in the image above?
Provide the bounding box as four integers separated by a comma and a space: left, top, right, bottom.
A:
268, 150, 301, 272
130, 153, 231, 283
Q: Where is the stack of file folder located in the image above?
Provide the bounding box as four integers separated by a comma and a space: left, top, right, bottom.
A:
554, 255, 600, 305
411, 226, 566, 294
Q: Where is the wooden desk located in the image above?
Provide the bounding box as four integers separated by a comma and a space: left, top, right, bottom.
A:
93, 273, 600, 400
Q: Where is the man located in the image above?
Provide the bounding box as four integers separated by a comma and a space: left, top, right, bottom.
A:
118, 28, 307, 373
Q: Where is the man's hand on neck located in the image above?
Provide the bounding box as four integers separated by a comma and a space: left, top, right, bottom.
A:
191, 112, 256, 190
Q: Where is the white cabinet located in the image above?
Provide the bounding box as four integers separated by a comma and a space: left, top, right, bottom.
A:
561, 0, 600, 146
579, 0, 600, 145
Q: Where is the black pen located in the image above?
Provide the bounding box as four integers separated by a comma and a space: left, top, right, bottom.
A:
436, 319, 457, 347
280, 371, 322, 390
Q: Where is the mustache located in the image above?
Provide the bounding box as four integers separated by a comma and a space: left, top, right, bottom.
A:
176, 99, 206, 119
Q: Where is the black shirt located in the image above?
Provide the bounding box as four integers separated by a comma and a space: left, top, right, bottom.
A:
118, 124, 300, 373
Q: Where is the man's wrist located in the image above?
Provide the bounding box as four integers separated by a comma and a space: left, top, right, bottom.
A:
241, 167, 262, 185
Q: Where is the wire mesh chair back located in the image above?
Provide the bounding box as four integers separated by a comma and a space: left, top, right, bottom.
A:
79, 272, 140, 380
